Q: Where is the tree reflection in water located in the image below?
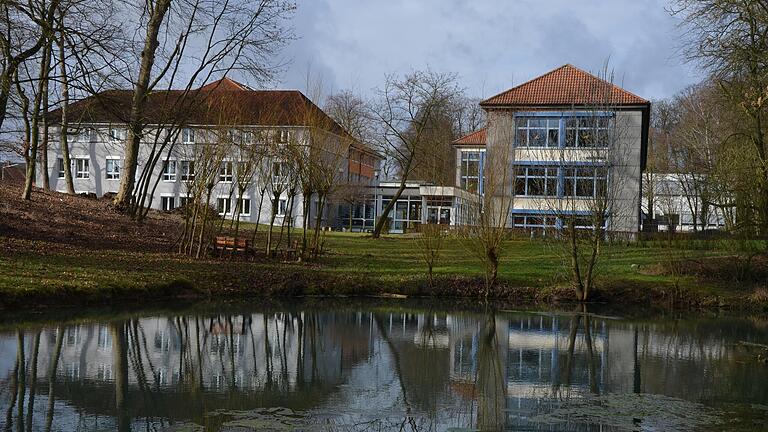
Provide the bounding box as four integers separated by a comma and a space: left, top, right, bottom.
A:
0, 304, 766, 431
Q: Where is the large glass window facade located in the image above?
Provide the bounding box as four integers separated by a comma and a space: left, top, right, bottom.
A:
563, 166, 607, 198
338, 199, 376, 231
513, 213, 558, 229
459, 150, 483, 193
426, 197, 452, 225
565, 117, 610, 148
515, 166, 559, 197
513, 114, 612, 148
385, 195, 421, 232
513, 164, 606, 198
515, 117, 560, 147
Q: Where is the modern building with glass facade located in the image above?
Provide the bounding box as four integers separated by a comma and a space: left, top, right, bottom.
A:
454, 64, 650, 233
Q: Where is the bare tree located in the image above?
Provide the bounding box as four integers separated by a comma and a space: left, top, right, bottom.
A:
532, 66, 639, 302
113, 0, 295, 213
671, 0, 768, 235
0, 0, 60, 130
368, 70, 460, 238
459, 118, 515, 297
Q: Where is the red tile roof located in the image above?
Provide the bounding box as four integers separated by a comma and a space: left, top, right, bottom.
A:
481, 64, 648, 107
453, 128, 486, 146
50, 78, 376, 154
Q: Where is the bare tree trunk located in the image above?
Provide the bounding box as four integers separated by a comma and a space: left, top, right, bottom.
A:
301, 193, 311, 254
312, 193, 326, 258
569, 221, 585, 301
114, 0, 172, 210
111, 322, 130, 432
22, 43, 53, 200
196, 187, 213, 258
372, 178, 409, 238
266, 196, 278, 256
56, 26, 75, 195
41, 73, 50, 190
25, 331, 41, 430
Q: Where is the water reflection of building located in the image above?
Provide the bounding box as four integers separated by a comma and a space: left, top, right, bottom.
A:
1, 309, 766, 432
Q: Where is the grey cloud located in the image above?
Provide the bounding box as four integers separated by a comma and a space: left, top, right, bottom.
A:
277, 0, 699, 101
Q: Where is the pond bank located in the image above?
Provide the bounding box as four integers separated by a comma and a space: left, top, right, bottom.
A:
0, 235, 762, 312
1, 185, 764, 313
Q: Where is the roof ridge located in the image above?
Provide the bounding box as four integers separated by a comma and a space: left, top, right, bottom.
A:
481, 64, 570, 106
481, 63, 648, 107
563, 63, 649, 104
453, 127, 487, 145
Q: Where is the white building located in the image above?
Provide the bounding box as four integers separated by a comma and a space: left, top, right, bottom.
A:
39, 78, 380, 228
641, 173, 730, 232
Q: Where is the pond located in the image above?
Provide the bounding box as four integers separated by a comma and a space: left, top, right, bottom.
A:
0, 300, 767, 431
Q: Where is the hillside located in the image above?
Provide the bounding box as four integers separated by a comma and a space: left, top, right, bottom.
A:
0, 183, 181, 253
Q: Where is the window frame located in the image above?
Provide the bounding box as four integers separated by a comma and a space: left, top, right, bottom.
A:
182, 128, 195, 144
57, 158, 65, 179
515, 117, 560, 148
180, 160, 195, 181
105, 157, 121, 180
219, 161, 233, 183
160, 196, 176, 211
74, 158, 90, 179
459, 150, 484, 193
240, 198, 251, 216
515, 165, 559, 197
161, 160, 177, 182
217, 197, 232, 215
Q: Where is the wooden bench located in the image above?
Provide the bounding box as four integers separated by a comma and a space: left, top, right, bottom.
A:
214, 236, 251, 254
280, 240, 300, 261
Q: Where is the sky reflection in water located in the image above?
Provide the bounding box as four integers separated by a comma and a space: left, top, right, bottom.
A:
1, 303, 767, 431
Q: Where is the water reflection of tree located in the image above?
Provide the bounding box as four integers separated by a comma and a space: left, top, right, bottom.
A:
475, 312, 505, 432
554, 307, 601, 399
112, 321, 130, 432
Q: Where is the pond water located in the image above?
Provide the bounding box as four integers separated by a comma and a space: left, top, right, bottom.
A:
0, 301, 767, 431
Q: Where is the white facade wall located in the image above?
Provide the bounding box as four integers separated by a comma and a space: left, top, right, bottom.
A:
37, 124, 348, 228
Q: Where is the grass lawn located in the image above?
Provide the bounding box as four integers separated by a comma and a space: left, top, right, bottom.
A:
0, 227, 755, 309
2, 184, 762, 309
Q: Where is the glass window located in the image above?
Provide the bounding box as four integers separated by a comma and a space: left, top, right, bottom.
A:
109, 127, 126, 141
515, 166, 558, 197
161, 196, 175, 211
515, 117, 560, 147
271, 161, 289, 184
75, 158, 89, 179
217, 197, 231, 215
105, 158, 120, 180
57, 158, 65, 178
277, 198, 288, 216
78, 128, 94, 143
219, 161, 233, 183
562, 165, 607, 198
240, 198, 251, 216
395, 201, 408, 220
162, 160, 176, 181
512, 213, 556, 228
460, 150, 483, 193
565, 116, 611, 148
180, 160, 195, 181
182, 128, 195, 144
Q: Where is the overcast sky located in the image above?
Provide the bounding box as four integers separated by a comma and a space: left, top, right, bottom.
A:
275, 0, 702, 102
